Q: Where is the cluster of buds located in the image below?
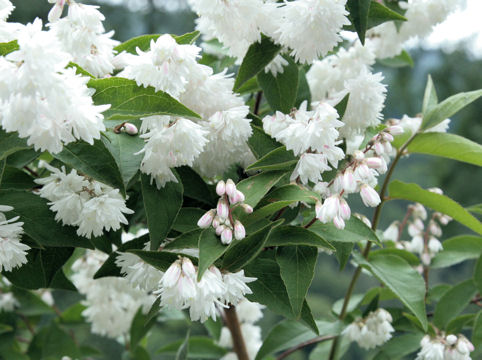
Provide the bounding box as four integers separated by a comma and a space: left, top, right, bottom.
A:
314, 125, 403, 229
416, 334, 474, 360
197, 179, 252, 245
383, 191, 451, 266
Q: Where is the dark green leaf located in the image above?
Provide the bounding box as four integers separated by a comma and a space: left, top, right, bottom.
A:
295, 67, 311, 108
366, 1, 407, 29
373, 333, 424, 360
234, 35, 281, 91
0, 129, 30, 161
334, 93, 350, 119
309, 216, 381, 245
354, 253, 427, 330
176, 329, 190, 360
128, 250, 179, 272
177, 166, 217, 206
158, 336, 227, 359
12, 288, 55, 316
67, 62, 94, 78
236, 170, 287, 208
407, 132, 482, 167
446, 314, 476, 334
164, 229, 202, 251
347, 0, 371, 44
247, 125, 283, 159
246, 146, 297, 172
89, 77, 201, 120
172, 208, 206, 233
431, 235, 482, 268
422, 75, 438, 115
54, 139, 125, 195
474, 255, 482, 293
6, 148, 39, 169
276, 245, 318, 316
141, 173, 183, 250
332, 241, 354, 270
378, 50, 414, 68
130, 307, 156, 350
114, 31, 199, 54
388, 181, 482, 234
257, 56, 299, 114
28, 323, 80, 359
198, 228, 227, 280
473, 311, 482, 349
434, 279, 477, 329
266, 226, 334, 251
370, 248, 420, 266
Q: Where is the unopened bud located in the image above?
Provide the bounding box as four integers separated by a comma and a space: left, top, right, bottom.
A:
315, 200, 322, 218
387, 125, 404, 135
221, 227, 233, 245
333, 216, 345, 229
197, 209, 215, 228
216, 224, 226, 236
446, 335, 457, 346
353, 150, 365, 161
382, 132, 394, 142
360, 184, 381, 207
229, 189, 245, 204
365, 157, 383, 169
217, 198, 229, 219
216, 180, 226, 196
234, 220, 246, 240
383, 141, 392, 153
374, 141, 384, 155
212, 216, 221, 228
241, 203, 253, 214
225, 179, 236, 197
339, 198, 351, 220
342, 168, 356, 193
124, 123, 138, 135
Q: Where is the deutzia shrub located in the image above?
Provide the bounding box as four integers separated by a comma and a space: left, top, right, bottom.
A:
0, 0, 480, 359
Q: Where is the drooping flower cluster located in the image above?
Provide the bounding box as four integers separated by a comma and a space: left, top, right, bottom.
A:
383, 194, 451, 266
343, 308, 395, 350
315, 125, 403, 229
115, 34, 253, 184
71, 250, 156, 339
263, 101, 345, 185
0, 18, 109, 154
219, 300, 265, 360
48, 1, 119, 77
416, 334, 474, 360
197, 179, 252, 245
154, 257, 256, 322
0, 205, 30, 272
188, 0, 349, 64
35, 162, 134, 239
389, 114, 451, 136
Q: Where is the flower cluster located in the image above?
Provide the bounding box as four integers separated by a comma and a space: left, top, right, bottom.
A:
115, 34, 253, 184
197, 179, 252, 245
263, 101, 345, 185
154, 257, 256, 322
383, 194, 451, 266
71, 250, 156, 339
48, 1, 119, 77
343, 308, 395, 350
35, 162, 133, 239
389, 114, 451, 136
219, 300, 264, 360
416, 334, 474, 360
0, 278, 19, 312
0, 205, 30, 272
315, 125, 403, 229
0, 18, 109, 154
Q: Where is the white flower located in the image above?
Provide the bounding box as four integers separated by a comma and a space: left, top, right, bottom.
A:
343, 308, 394, 350
360, 184, 381, 207
416, 335, 446, 360
291, 153, 331, 185
0, 0, 14, 21
383, 221, 400, 242
264, 54, 289, 77
190, 266, 227, 322
0, 206, 29, 272
0, 292, 19, 312
236, 299, 265, 324
222, 270, 256, 305
270, 0, 349, 64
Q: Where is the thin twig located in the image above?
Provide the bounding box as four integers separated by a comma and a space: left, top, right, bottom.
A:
276, 335, 336, 360
23, 166, 39, 177
254, 91, 263, 115
304, 216, 317, 229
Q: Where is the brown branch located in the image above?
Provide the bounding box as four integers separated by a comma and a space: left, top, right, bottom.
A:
224, 306, 249, 360
304, 216, 317, 229
23, 166, 39, 177
276, 335, 336, 360
254, 91, 263, 115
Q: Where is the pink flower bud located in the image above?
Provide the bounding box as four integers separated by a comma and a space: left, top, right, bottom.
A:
387, 125, 404, 135
338, 198, 351, 220
124, 123, 138, 135
342, 169, 356, 193
221, 227, 233, 245
382, 132, 394, 142
225, 179, 236, 197
234, 220, 246, 240
332, 174, 344, 193
360, 184, 381, 207
216, 180, 226, 196
333, 216, 345, 229
355, 164, 371, 179
181, 257, 196, 278
383, 141, 392, 154
215, 224, 226, 236
212, 216, 221, 228
48, 1, 65, 23
318, 195, 340, 223
217, 198, 229, 219
197, 209, 215, 228
241, 204, 253, 214
229, 190, 245, 204
374, 141, 384, 155
353, 150, 365, 161
365, 157, 383, 169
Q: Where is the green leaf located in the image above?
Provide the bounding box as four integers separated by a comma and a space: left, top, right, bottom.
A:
474, 255, 482, 293
127, 249, 180, 271
177, 166, 217, 206
473, 311, 482, 349
0, 129, 30, 161
28, 323, 80, 359
257, 56, 299, 114
164, 229, 202, 251
0, 40, 19, 56
295, 67, 311, 108
276, 245, 318, 316
236, 170, 287, 208
334, 93, 350, 119
388, 181, 482, 234
246, 147, 297, 172
88, 77, 201, 120
114, 31, 199, 54
158, 336, 227, 359
467, 204, 482, 215
67, 62, 94, 78
176, 329, 190, 360
101, 129, 144, 188
378, 50, 414, 68
421, 89, 482, 130
247, 125, 283, 159
446, 314, 476, 334
353, 253, 427, 331
130, 307, 156, 350
407, 132, 482, 167
431, 235, 482, 268
198, 228, 227, 280
366, 1, 407, 29
223, 221, 279, 271
0, 190, 93, 248
255, 320, 341, 360
332, 241, 354, 270
373, 333, 424, 360
266, 226, 334, 251
433, 279, 477, 329
347, 0, 371, 44
370, 248, 420, 266
54, 139, 125, 195
234, 35, 281, 91
422, 75, 438, 114
141, 173, 183, 250
12, 288, 55, 316
172, 208, 206, 233
309, 216, 381, 245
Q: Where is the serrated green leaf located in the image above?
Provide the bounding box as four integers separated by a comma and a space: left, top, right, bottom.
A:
89, 77, 201, 120
128, 250, 179, 272
430, 235, 482, 268
276, 245, 318, 316
141, 173, 183, 250
422, 75, 438, 114
334, 93, 349, 119
246, 146, 297, 172
234, 35, 281, 91
407, 132, 482, 167
378, 50, 414, 68
309, 216, 381, 245
354, 253, 427, 331
388, 181, 482, 234
257, 56, 299, 114
266, 226, 334, 251
347, 0, 371, 44
0, 40, 19, 56
67, 62, 94, 78
54, 139, 125, 195
0, 129, 30, 161
198, 228, 227, 280
158, 336, 227, 359
366, 1, 407, 29
177, 166, 217, 206
236, 170, 287, 208
434, 279, 477, 329
332, 241, 354, 270
247, 125, 283, 159
421, 89, 482, 130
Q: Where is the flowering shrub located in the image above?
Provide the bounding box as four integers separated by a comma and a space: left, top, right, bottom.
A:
0, 0, 481, 359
